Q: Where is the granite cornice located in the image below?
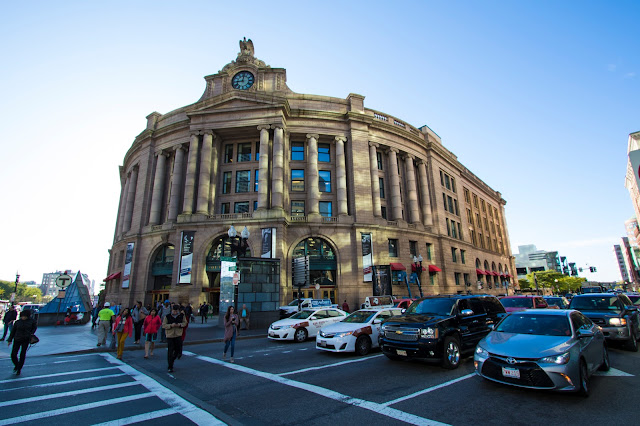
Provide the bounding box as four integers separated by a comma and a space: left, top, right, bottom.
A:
369, 120, 425, 146
345, 111, 373, 124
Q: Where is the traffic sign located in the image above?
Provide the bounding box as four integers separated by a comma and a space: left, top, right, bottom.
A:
232, 272, 240, 285
56, 274, 72, 289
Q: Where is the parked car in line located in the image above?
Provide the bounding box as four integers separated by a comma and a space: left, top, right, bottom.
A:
317, 307, 403, 355
393, 298, 416, 311
568, 293, 640, 351
626, 294, 640, 307
278, 298, 336, 318
268, 307, 347, 342
499, 295, 550, 312
474, 309, 609, 396
544, 296, 570, 309
379, 295, 506, 369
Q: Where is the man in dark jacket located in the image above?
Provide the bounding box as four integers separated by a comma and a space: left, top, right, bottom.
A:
7, 309, 37, 375
1, 305, 17, 341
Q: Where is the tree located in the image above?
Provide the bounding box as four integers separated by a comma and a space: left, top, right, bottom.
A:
0, 279, 43, 303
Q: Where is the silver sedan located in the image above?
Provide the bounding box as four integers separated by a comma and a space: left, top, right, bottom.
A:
474, 309, 609, 396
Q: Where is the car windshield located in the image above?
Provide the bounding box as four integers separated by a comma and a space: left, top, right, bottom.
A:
570, 296, 623, 312
496, 314, 571, 336
343, 310, 376, 323
545, 298, 565, 308
627, 295, 640, 306
500, 298, 533, 308
287, 300, 302, 306
406, 299, 456, 316
289, 310, 314, 319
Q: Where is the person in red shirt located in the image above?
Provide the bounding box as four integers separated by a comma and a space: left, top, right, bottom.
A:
112, 308, 133, 360
143, 308, 162, 358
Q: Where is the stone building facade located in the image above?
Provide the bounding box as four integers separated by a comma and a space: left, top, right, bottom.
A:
104, 39, 517, 323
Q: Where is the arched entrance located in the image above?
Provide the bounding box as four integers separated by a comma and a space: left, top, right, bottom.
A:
292, 237, 337, 303
150, 244, 174, 307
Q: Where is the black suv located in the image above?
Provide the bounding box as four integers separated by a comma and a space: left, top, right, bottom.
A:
568, 292, 640, 351
379, 295, 506, 369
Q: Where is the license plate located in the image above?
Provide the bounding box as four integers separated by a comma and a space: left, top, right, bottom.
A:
396, 349, 407, 356
502, 367, 520, 379
319, 340, 327, 347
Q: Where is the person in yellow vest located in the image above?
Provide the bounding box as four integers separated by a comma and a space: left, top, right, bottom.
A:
97, 302, 115, 347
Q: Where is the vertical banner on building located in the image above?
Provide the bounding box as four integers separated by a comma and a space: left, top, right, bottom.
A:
261, 228, 273, 258
362, 233, 373, 282
178, 231, 195, 284
122, 242, 134, 289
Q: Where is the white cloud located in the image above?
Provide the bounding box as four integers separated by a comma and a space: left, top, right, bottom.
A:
624, 72, 636, 79
607, 64, 617, 72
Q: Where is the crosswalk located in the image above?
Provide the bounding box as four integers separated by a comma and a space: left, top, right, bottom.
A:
0, 353, 224, 425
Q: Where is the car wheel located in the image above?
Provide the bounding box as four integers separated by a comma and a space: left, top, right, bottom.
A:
598, 345, 610, 372
578, 359, 590, 397
441, 336, 461, 369
355, 335, 372, 356
293, 328, 308, 343
626, 327, 638, 352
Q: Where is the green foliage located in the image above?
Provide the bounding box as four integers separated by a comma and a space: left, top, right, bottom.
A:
0, 279, 43, 303
518, 278, 531, 289
524, 271, 585, 294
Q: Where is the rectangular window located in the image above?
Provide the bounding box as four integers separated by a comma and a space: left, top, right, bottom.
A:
471, 230, 477, 246
451, 221, 458, 239
381, 206, 387, 220
426, 243, 433, 260
457, 223, 463, 240
409, 241, 417, 257
455, 273, 461, 286
254, 170, 259, 192
464, 188, 470, 203
463, 273, 470, 286
447, 196, 454, 214
440, 170, 444, 186
476, 214, 482, 229
489, 207, 493, 218
379, 178, 385, 199
318, 143, 330, 162
454, 199, 459, 216
444, 174, 451, 190
319, 170, 331, 192
255, 141, 260, 161
461, 249, 466, 264
481, 199, 486, 212
220, 203, 230, 214
291, 169, 305, 191
443, 193, 447, 211
224, 144, 233, 163
222, 171, 232, 194
292, 142, 304, 161
234, 201, 249, 213
452, 247, 457, 262
479, 233, 484, 248
467, 209, 473, 225
388, 239, 398, 257
237, 143, 252, 162
486, 236, 491, 249
377, 152, 383, 170
253, 201, 257, 211
319, 201, 332, 217
291, 200, 305, 217
484, 217, 489, 230
446, 218, 451, 236
236, 170, 250, 193
473, 194, 478, 208
451, 177, 456, 193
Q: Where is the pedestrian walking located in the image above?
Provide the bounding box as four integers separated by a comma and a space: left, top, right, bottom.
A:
199, 302, 209, 323
96, 303, 115, 347
1, 305, 17, 341
223, 306, 239, 363
112, 308, 133, 360
143, 308, 162, 358
162, 304, 186, 373
159, 300, 171, 343
91, 304, 99, 329
7, 309, 37, 375
239, 304, 250, 330
181, 303, 192, 342
342, 300, 350, 313
131, 301, 148, 344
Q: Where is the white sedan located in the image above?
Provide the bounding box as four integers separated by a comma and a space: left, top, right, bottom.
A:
316, 308, 403, 355
268, 307, 347, 342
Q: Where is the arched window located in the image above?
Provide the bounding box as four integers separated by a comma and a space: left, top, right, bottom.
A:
292, 237, 337, 302
476, 258, 481, 269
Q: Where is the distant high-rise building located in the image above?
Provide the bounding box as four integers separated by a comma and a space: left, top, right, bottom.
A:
514, 245, 570, 277
614, 244, 630, 282
621, 237, 640, 284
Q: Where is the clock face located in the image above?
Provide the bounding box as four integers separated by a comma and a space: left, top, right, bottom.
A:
232, 71, 254, 90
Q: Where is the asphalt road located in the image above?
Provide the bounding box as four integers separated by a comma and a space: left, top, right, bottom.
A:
1, 336, 639, 425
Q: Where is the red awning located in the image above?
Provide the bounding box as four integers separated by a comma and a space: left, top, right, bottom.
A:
475, 268, 486, 275
484, 270, 492, 275
491, 271, 499, 276
428, 265, 442, 273
390, 263, 406, 271
104, 272, 121, 281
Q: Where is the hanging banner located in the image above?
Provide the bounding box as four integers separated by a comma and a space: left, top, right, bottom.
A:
219, 256, 237, 325
261, 228, 274, 258
122, 242, 134, 289
362, 233, 373, 282
178, 231, 195, 284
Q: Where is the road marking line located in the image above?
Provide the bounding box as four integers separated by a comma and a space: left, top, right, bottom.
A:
0, 393, 154, 425
91, 408, 177, 426
0, 382, 139, 407
0, 367, 119, 384
381, 374, 476, 407
184, 351, 449, 426
100, 354, 225, 425
0, 373, 127, 392
593, 367, 634, 377
280, 354, 384, 376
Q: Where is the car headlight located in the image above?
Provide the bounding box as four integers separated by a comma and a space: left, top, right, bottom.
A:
381, 324, 387, 332
475, 345, 488, 357
609, 318, 627, 326
539, 352, 570, 365
420, 327, 438, 339
335, 331, 354, 338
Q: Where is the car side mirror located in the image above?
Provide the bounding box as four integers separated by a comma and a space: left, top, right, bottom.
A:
373, 319, 382, 324
460, 309, 474, 316
488, 324, 495, 330
577, 329, 594, 338
401, 308, 406, 314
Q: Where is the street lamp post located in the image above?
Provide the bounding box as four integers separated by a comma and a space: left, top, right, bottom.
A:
228, 225, 250, 257
12, 271, 20, 303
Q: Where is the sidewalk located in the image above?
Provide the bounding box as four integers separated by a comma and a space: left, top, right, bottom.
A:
0, 316, 266, 359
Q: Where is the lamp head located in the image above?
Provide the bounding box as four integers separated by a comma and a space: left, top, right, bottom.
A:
228, 225, 237, 238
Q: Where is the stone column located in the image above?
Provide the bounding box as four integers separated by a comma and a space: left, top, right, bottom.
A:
257, 125, 270, 210
335, 136, 348, 216
271, 125, 285, 210
168, 145, 186, 221
182, 133, 200, 214
404, 154, 420, 224
369, 142, 381, 218
196, 131, 213, 214
118, 173, 130, 237
209, 135, 219, 214
418, 160, 433, 226
123, 166, 139, 232
149, 151, 168, 225
388, 148, 402, 221
306, 134, 320, 216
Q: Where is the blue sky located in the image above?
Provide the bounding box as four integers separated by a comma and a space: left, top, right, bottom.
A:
1, 1, 638, 285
